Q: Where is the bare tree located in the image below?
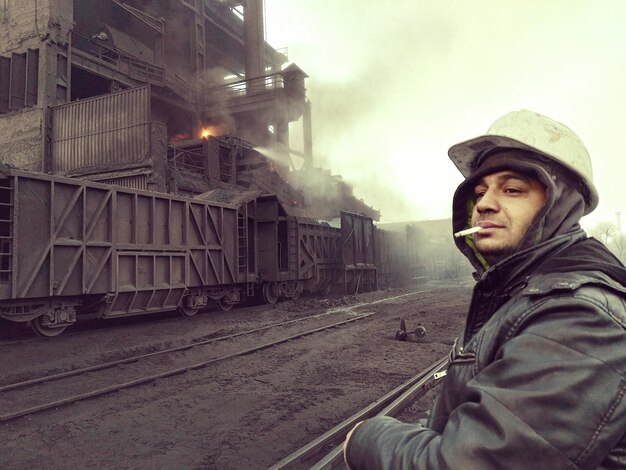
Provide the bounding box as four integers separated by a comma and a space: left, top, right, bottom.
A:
589, 221, 626, 262
611, 233, 626, 263
590, 222, 618, 245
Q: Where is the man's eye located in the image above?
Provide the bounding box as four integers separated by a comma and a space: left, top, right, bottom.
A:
474, 191, 485, 200
504, 187, 522, 194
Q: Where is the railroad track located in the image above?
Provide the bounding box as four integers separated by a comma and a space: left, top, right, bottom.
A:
0, 289, 432, 346
269, 356, 448, 470
0, 289, 431, 422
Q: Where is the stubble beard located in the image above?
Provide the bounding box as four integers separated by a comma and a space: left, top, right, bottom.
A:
479, 243, 520, 265
474, 226, 531, 265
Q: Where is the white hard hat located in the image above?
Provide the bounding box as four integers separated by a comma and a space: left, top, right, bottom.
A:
448, 109, 599, 214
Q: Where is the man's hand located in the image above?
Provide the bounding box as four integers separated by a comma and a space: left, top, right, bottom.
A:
343, 421, 365, 468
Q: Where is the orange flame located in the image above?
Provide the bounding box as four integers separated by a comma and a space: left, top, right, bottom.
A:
198, 124, 226, 140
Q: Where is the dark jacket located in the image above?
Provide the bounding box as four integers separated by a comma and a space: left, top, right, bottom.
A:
345, 231, 626, 469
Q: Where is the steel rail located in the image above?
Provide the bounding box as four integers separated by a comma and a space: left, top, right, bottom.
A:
0, 289, 431, 392
268, 355, 448, 470
310, 357, 448, 470
0, 312, 376, 422
0, 311, 345, 391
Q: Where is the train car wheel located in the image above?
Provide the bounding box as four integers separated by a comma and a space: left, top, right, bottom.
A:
178, 305, 200, 317
30, 317, 67, 337
262, 284, 279, 304
216, 298, 234, 312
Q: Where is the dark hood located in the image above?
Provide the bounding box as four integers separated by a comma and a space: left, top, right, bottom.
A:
452, 151, 587, 275
535, 236, 626, 285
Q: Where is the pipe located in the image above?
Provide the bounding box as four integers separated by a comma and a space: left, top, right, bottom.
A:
244, 0, 265, 79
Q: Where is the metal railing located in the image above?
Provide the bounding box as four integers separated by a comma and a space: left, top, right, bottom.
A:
168, 145, 206, 176
72, 32, 165, 82
202, 72, 285, 105
71, 32, 195, 102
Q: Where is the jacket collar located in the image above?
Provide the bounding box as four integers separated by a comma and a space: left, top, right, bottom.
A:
475, 229, 587, 294
463, 229, 587, 343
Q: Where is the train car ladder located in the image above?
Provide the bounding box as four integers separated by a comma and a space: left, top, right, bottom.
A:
288, 219, 299, 278
0, 178, 13, 292
237, 210, 248, 275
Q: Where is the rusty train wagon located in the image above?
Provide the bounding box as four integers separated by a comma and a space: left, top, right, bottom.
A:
341, 211, 377, 294
255, 196, 342, 303
255, 197, 378, 300
0, 166, 381, 337
0, 167, 254, 336
374, 227, 412, 288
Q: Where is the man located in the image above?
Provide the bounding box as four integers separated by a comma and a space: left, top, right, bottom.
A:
344, 110, 626, 469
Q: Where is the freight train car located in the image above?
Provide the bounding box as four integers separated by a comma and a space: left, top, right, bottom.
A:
374, 228, 409, 288
374, 224, 422, 288
0, 167, 380, 336
0, 166, 256, 336
341, 211, 377, 294
255, 196, 341, 302
254, 197, 376, 301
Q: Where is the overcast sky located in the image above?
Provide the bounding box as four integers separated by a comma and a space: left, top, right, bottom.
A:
264, 1, 626, 230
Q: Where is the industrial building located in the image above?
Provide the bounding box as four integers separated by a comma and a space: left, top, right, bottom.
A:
0, 0, 379, 220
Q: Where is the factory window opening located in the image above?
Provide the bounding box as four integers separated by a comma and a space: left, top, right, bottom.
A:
0, 48, 39, 114
71, 67, 116, 101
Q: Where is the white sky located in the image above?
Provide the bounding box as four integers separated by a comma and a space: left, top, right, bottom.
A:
264, 0, 626, 230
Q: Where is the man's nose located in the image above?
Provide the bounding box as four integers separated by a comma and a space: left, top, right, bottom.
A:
476, 189, 499, 213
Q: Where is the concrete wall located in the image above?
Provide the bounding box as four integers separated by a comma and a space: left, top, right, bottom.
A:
0, 0, 73, 53
0, 0, 73, 171
0, 108, 44, 171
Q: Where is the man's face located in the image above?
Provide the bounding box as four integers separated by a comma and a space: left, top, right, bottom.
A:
471, 169, 547, 262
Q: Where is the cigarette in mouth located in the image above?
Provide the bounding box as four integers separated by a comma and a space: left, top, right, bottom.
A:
454, 226, 482, 238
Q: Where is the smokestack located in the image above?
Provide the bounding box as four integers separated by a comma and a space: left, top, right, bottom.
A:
244, 0, 265, 79
303, 99, 313, 169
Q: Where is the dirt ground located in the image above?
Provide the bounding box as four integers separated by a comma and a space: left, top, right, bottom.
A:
0, 281, 472, 469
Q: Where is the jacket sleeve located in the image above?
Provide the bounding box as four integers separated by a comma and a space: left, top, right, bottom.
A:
344, 292, 626, 470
